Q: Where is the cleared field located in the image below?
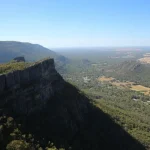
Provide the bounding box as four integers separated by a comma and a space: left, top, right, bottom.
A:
131, 85, 150, 95
98, 76, 150, 96
98, 76, 114, 82
139, 53, 150, 64
139, 57, 150, 64
111, 81, 133, 88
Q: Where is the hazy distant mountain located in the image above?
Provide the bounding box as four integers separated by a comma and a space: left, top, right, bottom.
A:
0, 41, 68, 63
114, 60, 143, 73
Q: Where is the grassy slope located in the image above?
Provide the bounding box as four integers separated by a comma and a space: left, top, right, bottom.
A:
0, 61, 31, 74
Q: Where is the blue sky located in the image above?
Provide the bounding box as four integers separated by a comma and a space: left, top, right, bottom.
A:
0, 0, 150, 47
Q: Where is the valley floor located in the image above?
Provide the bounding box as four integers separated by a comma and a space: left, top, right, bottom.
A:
98, 76, 150, 96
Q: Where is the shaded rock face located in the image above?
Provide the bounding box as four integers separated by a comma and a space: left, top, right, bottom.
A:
0, 58, 63, 115
13, 56, 25, 62
0, 58, 91, 149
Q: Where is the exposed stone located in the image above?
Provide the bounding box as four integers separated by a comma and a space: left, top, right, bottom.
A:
13, 70, 20, 84
42, 58, 54, 76
28, 63, 42, 81
0, 75, 5, 93
13, 56, 25, 62
0, 58, 63, 115
5, 72, 15, 88
19, 68, 30, 84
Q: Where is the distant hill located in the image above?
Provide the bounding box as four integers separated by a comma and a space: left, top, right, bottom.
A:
81, 59, 92, 65
114, 60, 144, 73
0, 41, 69, 63
104, 60, 150, 87
0, 41, 70, 74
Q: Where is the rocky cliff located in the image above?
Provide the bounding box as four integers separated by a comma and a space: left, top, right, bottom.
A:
0, 58, 63, 115
0, 58, 90, 149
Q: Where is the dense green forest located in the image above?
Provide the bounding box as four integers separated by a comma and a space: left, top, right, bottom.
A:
60, 49, 150, 149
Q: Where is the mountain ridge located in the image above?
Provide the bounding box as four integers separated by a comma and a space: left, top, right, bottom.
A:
0, 41, 68, 64
103, 60, 150, 87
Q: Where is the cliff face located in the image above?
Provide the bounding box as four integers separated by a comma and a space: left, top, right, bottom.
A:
0, 58, 90, 149
0, 58, 64, 115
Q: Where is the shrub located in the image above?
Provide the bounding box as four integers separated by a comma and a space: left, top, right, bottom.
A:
6, 140, 30, 150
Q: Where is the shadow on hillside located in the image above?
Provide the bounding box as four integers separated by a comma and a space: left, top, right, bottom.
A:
14, 81, 146, 150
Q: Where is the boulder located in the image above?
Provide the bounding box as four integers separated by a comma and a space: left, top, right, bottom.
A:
13, 56, 25, 62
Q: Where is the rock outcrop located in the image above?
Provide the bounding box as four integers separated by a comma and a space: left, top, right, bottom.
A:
13, 56, 25, 62
0, 58, 63, 115
0, 57, 90, 149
